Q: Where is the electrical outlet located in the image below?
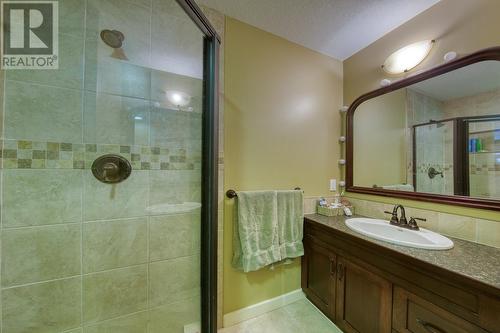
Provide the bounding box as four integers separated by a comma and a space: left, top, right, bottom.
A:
184, 322, 201, 333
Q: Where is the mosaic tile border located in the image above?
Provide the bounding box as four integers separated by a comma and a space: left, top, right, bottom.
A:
0, 140, 201, 171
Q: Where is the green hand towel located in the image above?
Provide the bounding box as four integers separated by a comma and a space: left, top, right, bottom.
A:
277, 190, 304, 259
232, 191, 281, 272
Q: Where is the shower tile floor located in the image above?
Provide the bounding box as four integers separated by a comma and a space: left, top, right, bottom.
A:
218, 299, 343, 333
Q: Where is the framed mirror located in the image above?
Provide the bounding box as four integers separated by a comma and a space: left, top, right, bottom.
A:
346, 47, 500, 211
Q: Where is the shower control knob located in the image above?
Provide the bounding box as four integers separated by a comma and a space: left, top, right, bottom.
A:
92, 154, 132, 184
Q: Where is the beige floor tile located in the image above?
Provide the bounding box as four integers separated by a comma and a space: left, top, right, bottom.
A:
218, 298, 341, 333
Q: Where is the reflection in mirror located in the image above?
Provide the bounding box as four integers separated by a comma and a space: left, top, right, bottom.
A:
353, 60, 500, 200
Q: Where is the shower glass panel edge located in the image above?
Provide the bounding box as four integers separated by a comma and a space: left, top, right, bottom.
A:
177, 1, 220, 332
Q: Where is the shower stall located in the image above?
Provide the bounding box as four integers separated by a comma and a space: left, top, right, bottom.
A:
413, 115, 500, 199
0, 0, 218, 332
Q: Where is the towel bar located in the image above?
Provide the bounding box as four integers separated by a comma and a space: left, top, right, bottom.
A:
226, 188, 301, 199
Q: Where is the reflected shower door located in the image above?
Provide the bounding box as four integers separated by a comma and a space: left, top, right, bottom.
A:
0, 0, 214, 332
414, 120, 454, 195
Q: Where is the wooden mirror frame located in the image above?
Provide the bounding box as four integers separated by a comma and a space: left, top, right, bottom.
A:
346, 46, 500, 211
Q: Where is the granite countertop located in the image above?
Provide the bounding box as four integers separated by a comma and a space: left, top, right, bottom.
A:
305, 213, 500, 292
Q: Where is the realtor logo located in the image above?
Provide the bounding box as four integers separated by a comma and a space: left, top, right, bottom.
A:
1, 1, 58, 69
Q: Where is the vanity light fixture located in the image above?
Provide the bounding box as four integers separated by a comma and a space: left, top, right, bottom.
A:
339, 136, 346, 143
166, 90, 191, 107
338, 159, 346, 165
382, 40, 435, 75
339, 106, 349, 113
339, 181, 346, 187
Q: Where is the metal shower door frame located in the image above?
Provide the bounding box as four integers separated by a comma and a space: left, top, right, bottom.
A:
175, 1, 220, 332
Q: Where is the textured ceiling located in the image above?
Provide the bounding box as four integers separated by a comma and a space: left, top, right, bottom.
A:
197, 0, 440, 60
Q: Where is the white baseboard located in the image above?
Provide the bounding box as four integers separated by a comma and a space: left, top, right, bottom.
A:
223, 289, 305, 328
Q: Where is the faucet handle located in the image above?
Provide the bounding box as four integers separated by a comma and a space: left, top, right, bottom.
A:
407, 217, 423, 231
384, 211, 399, 225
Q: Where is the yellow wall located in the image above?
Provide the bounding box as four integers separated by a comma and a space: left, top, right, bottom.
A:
353, 89, 406, 188
344, 0, 500, 221
224, 17, 343, 313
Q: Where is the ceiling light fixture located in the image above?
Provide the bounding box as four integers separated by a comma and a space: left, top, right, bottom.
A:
382, 40, 435, 75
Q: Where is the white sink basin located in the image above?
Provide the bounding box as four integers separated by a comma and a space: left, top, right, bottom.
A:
346, 218, 454, 250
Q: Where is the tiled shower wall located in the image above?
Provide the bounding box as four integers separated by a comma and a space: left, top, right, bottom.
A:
406, 89, 454, 194
0, 0, 206, 332
407, 88, 500, 197
443, 88, 500, 199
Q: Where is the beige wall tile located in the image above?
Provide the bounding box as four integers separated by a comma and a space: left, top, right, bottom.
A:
3, 169, 82, 228
5, 81, 83, 142
84, 93, 150, 146
83, 218, 148, 273
83, 311, 148, 333
6, 33, 84, 89
149, 213, 200, 261
2, 277, 81, 333
83, 265, 148, 323
438, 213, 476, 242
148, 297, 200, 333
149, 255, 200, 307
2, 224, 81, 287
475, 218, 500, 248
83, 170, 148, 221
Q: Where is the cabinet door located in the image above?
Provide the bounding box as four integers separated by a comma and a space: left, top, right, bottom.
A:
393, 286, 488, 333
335, 257, 392, 333
302, 235, 336, 320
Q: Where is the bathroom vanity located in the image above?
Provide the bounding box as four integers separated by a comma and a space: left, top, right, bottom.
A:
301, 214, 500, 333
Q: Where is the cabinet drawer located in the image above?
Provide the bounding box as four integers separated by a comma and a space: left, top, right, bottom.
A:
393, 286, 487, 333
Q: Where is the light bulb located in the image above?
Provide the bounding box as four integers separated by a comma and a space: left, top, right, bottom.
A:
165, 90, 191, 107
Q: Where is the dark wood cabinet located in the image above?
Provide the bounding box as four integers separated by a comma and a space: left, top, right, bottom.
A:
303, 235, 392, 333
393, 287, 487, 333
301, 235, 336, 320
302, 217, 500, 333
336, 257, 392, 333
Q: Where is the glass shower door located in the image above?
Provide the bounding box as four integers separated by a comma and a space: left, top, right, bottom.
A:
414, 120, 454, 195
0, 0, 214, 332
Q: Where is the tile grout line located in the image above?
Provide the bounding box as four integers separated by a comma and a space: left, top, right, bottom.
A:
0, 208, 201, 231
0, 256, 185, 291
80, 0, 88, 328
